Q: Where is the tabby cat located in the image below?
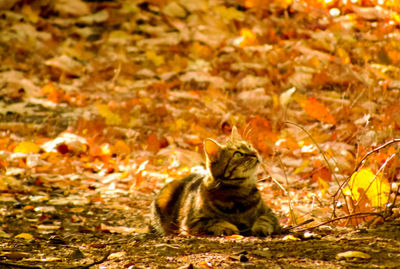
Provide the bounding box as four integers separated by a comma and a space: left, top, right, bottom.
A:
150, 127, 280, 236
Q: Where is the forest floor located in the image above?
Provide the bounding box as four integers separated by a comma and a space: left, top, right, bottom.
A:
2, 0, 400, 268
2, 188, 400, 269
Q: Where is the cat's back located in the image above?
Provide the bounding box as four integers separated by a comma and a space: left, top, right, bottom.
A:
150, 173, 203, 234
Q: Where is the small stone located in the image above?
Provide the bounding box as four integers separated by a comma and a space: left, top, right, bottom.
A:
240, 254, 249, 262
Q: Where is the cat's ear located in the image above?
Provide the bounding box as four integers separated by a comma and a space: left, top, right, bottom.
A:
204, 138, 222, 160
230, 126, 242, 141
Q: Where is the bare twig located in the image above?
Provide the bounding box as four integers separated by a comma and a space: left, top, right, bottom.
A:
296, 212, 384, 232
332, 138, 400, 216
65, 251, 111, 269
284, 121, 341, 186
261, 163, 288, 195
285, 121, 348, 218
281, 219, 314, 233
276, 155, 297, 225
385, 184, 400, 218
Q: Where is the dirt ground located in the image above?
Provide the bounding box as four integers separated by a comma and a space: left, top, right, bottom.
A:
1, 190, 400, 269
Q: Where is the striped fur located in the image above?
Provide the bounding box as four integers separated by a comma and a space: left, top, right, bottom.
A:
150, 127, 280, 236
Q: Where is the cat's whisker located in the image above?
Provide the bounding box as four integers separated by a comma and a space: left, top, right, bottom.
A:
245, 126, 254, 140
243, 122, 251, 140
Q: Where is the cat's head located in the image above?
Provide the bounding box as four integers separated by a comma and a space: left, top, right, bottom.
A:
204, 127, 261, 187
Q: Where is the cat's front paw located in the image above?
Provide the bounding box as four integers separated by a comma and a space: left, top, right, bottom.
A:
207, 221, 239, 236
251, 218, 277, 237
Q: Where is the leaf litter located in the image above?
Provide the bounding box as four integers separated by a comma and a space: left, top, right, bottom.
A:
1, 0, 400, 268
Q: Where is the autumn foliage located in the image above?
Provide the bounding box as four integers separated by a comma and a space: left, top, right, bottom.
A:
1, 0, 400, 237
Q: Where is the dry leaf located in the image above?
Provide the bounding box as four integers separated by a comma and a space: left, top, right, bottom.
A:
53, 0, 90, 17
225, 234, 244, 239
15, 233, 34, 240
302, 97, 336, 124
344, 168, 390, 207
336, 251, 371, 260
14, 141, 40, 154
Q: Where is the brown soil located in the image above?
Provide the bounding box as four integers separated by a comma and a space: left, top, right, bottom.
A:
1, 191, 400, 269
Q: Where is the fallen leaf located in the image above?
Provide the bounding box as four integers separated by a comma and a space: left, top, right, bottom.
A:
162, 1, 186, 18
280, 87, 296, 106
336, 250, 371, 260
15, 233, 34, 240
344, 168, 390, 207
14, 141, 40, 154
53, 0, 90, 17
225, 234, 244, 239
213, 5, 244, 21
100, 224, 136, 234
1, 251, 30, 260
282, 234, 301, 241
45, 55, 84, 76
97, 104, 122, 125
302, 97, 336, 124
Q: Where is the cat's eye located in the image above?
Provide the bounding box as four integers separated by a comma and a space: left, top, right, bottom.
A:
233, 151, 243, 158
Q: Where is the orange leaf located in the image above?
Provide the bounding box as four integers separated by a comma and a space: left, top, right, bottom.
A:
235, 28, 258, 47
312, 167, 332, 197
246, 115, 277, 154
225, 234, 244, 239
146, 134, 168, 153
42, 83, 64, 103
114, 140, 131, 156
302, 97, 336, 124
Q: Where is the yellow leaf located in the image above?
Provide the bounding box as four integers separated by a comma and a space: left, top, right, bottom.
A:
336, 251, 371, 260
146, 50, 164, 66
198, 261, 213, 268
213, 5, 244, 21
69, 207, 85, 213
234, 28, 258, 47
96, 104, 122, 125
344, 168, 390, 207
21, 5, 39, 23
15, 233, 34, 240
336, 47, 350, 64
293, 159, 310, 174
14, 141, 40, 154
318, 177, 330, 197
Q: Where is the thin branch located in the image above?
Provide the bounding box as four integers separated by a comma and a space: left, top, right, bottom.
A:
295, 212, 384, 232
261, 163, 288, 195
64, 251, 111, 269
276, 155, 297, 225
285, 121, 347, 218
284, 121, 341, 186
385, 184, 400, 218
281, 219, 314, 233
332, 138, 400, 215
